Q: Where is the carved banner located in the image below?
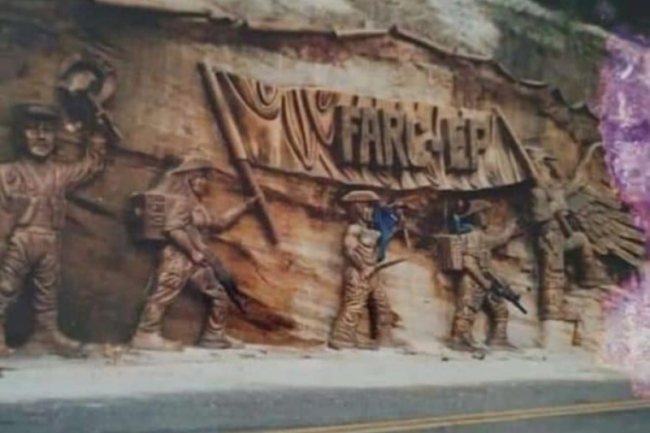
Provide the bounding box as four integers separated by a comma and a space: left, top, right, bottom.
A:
200, 62, 530, 191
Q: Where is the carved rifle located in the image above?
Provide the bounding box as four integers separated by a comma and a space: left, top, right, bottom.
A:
203, 250, 247, 313
483, 270, 528, 315
367, 257, 407, 279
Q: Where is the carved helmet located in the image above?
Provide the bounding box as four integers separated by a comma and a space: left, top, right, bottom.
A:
169, 155, 217, 175
340, 190, 380, 203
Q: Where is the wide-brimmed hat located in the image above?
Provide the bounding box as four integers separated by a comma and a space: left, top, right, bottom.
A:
170, 156, 217, 175
340, 190, 380, 203
524, 145, 558, 161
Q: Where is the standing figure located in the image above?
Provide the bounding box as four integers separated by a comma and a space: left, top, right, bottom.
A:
131, 155, 257, 351
0, 104, 107, 357
444, 199, 520, 353
527, 148, 607, 321
329, 190, 400, 350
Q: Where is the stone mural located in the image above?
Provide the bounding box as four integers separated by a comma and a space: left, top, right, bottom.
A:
0, 0, 645, 358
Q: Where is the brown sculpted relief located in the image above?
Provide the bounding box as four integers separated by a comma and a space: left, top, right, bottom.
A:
329, 191, 404, 350
0, 104, 107, 357
438, 200, 523, 353
0, 43, 643, 359
335, 107, 443, 169
130, 155, 258, 351
524, 145, 644, 322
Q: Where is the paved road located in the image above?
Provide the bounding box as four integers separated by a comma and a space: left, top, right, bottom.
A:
1, 379, 647, 433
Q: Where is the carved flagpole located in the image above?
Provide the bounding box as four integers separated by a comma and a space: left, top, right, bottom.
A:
198, 60, 280, 245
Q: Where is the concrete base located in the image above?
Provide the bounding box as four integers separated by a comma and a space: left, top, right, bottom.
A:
0, 345, 636, 433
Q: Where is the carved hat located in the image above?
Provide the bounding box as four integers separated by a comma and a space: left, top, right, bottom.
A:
458, 199, 492, 217
13, 103, 60, 123
170, 156, 217, 175
340, 190, 380, 203
524, 145, 558, 161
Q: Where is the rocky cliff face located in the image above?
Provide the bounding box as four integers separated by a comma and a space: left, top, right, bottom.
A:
0, 0, 640, 354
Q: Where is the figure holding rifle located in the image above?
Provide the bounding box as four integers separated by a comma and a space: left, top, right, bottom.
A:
329, 190, 406, 350
441, 199, 524, 353
130, 155, 258, 351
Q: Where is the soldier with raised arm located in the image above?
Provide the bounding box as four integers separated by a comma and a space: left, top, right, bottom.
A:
444, 199, 521, 353
131, 155, 258, 351
0, 103, 107, 357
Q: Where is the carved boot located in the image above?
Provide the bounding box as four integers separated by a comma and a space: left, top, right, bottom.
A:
132, 330, 183, 351
328, 333, 378, 351
376, 325, 407, 349
328, 336, 356, 350
199, 331, 244, 350
28, 314, 85, 358
487, 319, 518, 351
448, 317, 480, 353
132, 302, 183, 351
0, 325, 13, 357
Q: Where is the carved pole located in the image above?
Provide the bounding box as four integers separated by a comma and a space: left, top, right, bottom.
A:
198, 60, 280, 245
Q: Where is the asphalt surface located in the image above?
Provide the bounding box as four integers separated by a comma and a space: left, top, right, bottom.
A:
1, 379, 647, 433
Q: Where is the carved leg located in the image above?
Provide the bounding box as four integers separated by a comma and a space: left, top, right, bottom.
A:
132, 268, 185, 351
0, 235, 30, 357
370, 285, 404, 348
448, 277, 482, 352
196, 268, 242, 349
540, 270, 568, 321
29, 236, 84, 358
567, 232, 608, 287
0, 236, 30, 356
485, 295, 517, 351
329, 278, 373, 350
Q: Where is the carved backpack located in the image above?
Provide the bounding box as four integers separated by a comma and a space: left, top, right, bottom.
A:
128, 191, 169, 242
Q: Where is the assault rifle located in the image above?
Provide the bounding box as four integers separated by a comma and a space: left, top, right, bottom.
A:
484, 271, 528, 315
204, 251, 246, 313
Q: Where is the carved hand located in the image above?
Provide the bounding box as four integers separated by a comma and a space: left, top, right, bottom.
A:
191, 251, 207, 266
245, 195, 260, 211
89, 132, 108, 149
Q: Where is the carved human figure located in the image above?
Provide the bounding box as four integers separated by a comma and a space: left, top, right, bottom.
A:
447, 199, 519, 353
329, 190, 400, 350
131, 156, 257, 351
527, 149, 606, 321
0, 104, 107, 357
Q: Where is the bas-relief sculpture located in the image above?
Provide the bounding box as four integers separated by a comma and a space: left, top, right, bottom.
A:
130, 155, 257, 351
0, 54, 115, 357
0, 50, 645, 358
437, 200, 523, 353
0, 105, 107, 357
328, 190, 405, 351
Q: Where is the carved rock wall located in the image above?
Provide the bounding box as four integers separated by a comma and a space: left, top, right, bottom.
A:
0, 0, 629, 352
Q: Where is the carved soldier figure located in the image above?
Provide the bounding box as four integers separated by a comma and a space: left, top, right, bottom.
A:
329, 190, 399, 350
445, 199, 520, 353
527, 148, 607, 321
0, 104, 107, 357
131, 155, 257, 351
